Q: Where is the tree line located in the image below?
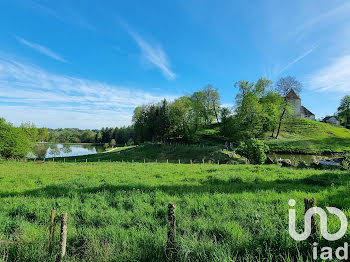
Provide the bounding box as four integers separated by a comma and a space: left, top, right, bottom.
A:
132, 77, 302, 144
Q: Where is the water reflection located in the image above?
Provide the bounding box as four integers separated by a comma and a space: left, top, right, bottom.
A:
30, 143, 105, 158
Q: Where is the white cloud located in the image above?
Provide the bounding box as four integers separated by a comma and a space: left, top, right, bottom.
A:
0, 57, 178, 128
16, 37, 67, 63
127, 29, 176, 80
308, 55, 350, 93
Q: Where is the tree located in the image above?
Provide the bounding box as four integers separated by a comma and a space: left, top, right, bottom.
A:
234, 78, 272, 139
260, 91, 283, 137
275, 76, 302, 138
80, 130, 96, 143
110, 139, 117, 148
0, 118, 32, 158
37, 128, 49, 142
337, 95, 350, 128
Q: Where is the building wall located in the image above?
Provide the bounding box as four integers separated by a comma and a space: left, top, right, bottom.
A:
289, 98, 301, 118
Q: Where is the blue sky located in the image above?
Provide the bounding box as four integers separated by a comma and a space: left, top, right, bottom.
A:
0, 0, 350, 129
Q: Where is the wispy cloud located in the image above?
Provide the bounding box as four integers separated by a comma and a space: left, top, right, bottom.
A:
308, 55, 350, 93
16, 37, 67, 63
277, 46, 316, 76
126, 28, 176, 80
0, 57, 178, 128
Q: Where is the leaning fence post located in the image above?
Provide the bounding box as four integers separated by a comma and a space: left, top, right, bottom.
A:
58, 213, 68, 262
48, 209, 56, 254
304, 198, 317, 240
166, 203, 177, 258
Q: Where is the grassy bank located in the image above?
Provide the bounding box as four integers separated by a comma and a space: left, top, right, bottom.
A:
265, 119, 350, 153
0, 161, 349, 261
48, 144, 242, 164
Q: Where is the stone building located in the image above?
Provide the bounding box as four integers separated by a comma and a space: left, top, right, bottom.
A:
322, 116, 340, 125
286, 89, 315, 120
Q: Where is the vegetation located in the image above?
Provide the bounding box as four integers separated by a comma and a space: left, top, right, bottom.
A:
264, 118, 350, 153
236, 138, 269, 164
0, 118, 33, 159
337, 95, 350, 128
0, 161, 349, 261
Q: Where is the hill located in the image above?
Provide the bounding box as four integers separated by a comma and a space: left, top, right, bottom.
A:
264, 119, 350, 153
0, 161, 349, 261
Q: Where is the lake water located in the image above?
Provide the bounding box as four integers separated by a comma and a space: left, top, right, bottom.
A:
29, 143, 105, 158
267, 152, 337, 164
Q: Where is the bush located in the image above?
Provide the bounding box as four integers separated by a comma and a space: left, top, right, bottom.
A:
236, 138, 269, 165
0, 118, 32, 159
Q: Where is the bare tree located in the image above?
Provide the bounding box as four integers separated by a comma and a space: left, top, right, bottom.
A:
275, 76, 302, 139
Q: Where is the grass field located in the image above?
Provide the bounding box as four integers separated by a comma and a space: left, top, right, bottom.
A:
0, 161, 349, 261
265, 119, 350, 153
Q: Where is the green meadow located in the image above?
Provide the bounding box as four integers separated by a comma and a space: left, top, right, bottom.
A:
0, 161, 349, 261
264, 119, 350, 153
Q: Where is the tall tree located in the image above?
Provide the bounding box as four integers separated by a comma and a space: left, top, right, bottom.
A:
275, 76, 302, 138
337, 95, 350, 128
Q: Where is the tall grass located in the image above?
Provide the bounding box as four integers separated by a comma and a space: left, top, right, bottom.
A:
0, 161, 349, 261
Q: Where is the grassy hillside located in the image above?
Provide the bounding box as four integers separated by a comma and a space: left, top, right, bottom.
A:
49, 144, 243, 164
265, 119, 350, 153
0, 161, 349, 261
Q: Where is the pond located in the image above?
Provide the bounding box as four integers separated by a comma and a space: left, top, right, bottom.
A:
267, 152, 337, 164
29, 143, 105, 159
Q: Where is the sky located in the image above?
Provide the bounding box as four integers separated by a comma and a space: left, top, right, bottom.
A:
0, 0, 350, 129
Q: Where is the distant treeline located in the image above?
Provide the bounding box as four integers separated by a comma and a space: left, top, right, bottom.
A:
39, 126, 135, 146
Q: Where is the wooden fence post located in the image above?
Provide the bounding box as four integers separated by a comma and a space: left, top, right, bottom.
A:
63, 158, 65, 163
74, 158, 76, 163
166, 203, 177, 258
217, 160, 219, 165
202, 159, 204, 164
167, 159, 168, 164
190, 159, 192, 164
57, 213, 68, 262
144, 159, 146, 163
48, 209, 56, 254
304, 198, 317, 240
178, 159, 180, 164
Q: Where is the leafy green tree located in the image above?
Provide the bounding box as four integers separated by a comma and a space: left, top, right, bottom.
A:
20, 122, 38, 142
236, 138, 269, 164
260, 91, 283, 137
0, 118, 32, 158
337, 95, 350, 128
234, 78, 272, 139
37, 128, 49, 142
110, 139, 117, 148
80, 130, 96, 143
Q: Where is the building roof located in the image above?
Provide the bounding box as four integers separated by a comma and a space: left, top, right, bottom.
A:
286, 89, 300, 100
323, 116, 337, 121
301, 106, 315, 116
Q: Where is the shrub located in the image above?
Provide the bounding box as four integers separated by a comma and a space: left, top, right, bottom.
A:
236, 138, 269, 165
0, 118, 32, 159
